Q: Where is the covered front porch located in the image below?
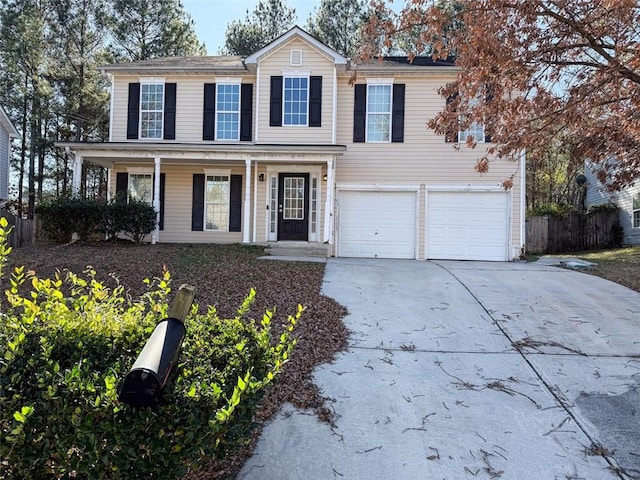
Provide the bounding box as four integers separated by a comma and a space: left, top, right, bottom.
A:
57, 142, 345, 246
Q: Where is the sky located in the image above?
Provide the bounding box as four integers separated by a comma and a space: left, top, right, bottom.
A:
181, 0, 318, 54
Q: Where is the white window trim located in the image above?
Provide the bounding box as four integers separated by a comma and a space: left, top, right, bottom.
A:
139, 81, 165, 140
365, 83, 392, 143
633, 193, 640, 228
282, 74, 310, 127
365, 77, 394, 85
204, 169, 232, 232
215, 83, 241, 141
127, 172, 154, 204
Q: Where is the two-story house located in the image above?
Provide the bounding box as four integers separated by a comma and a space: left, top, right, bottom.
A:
59, 26, 525, 261
0, 104, 18, 201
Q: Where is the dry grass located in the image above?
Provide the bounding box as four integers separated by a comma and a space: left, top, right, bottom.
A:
573, 246, 640, 293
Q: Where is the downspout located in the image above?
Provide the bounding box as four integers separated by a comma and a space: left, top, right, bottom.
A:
332, 66, 337, 144
323, 159, 335, 244
520, 150, 526, 257
255, 64, 260, 143
105, 72, 115, 142
152, 157, 161, 244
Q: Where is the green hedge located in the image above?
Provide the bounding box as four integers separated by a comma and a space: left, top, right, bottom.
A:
36, 197, 157, 243
0, 218, 299, 478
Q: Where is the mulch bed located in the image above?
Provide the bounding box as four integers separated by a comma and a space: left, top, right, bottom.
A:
5, 241, 349, 479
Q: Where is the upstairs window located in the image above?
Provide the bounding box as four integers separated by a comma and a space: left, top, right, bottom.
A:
459, 122, 485, 143
366, 84, 392, 142
140, 84, 164, 139
283, 77, 308, 126
216, 84, 240, 140
127, 81, 176, 140
353, 82, 405, 143
458, 97, 485, 143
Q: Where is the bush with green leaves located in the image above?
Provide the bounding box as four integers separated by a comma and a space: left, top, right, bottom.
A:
36, 196, 104, 242
36, 197, 158, 243
0, 218, 299, 479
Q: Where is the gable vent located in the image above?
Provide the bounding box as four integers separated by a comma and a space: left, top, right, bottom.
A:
290, 49, 303, 66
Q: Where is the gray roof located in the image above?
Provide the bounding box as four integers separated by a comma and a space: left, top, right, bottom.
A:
100, 55, 247, 74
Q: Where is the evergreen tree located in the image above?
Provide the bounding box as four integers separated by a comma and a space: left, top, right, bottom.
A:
305, 0, 368, 57
98, 0, 205, 61
222, 0, 296, 56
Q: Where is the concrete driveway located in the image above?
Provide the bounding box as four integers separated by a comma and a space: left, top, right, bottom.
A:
238, 259, 640, 480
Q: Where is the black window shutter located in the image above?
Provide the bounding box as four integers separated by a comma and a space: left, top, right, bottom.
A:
484, 87, 493, 143
445, 91, 459, 143
192, 174, 204, 231
392, 84, 405, 143
270, 76, 283, 127
240, 84, 253, 141
127, 83, 140, 139
309, 76, 322, 127
116, 172, 128, 203
163, 83, 176, 140
353, 84, 366, 143
229, 175, 242, 232
203, 83, 216, 141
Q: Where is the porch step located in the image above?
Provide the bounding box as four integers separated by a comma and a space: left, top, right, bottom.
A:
264, 242, 330, 259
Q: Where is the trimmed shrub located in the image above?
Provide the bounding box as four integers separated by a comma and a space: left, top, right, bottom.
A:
37, 198, 158, 244
36, 196, 103, 242
0, 219, 299, 479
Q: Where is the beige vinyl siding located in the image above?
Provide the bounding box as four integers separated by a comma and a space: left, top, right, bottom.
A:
335, 73, 523, 255
257, 38, 335, 144
111, 164, 245, 243
111, 75, 253, 143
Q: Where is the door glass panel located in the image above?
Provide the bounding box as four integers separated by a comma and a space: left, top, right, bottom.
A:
284, 177, 304, 220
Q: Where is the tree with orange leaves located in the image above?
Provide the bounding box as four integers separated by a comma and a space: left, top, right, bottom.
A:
362, 1, 640, 191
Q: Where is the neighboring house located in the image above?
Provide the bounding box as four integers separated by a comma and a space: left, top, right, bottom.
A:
585, 166, 640, 245
0, 104, 18, 201
58, 26, 524, 261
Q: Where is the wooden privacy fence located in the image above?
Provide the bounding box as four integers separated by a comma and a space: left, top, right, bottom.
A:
0, 209, 35, 248
526, 210, 620, 254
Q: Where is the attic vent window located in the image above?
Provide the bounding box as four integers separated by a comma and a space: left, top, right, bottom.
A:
290, 49, 303, 66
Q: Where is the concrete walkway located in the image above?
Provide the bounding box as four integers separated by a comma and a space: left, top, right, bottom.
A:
238, 259, 640, 480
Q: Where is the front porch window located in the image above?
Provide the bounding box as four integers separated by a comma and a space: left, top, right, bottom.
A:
633, 193, 640, 228
129, 173, 153, 203
205, 174, 230, 231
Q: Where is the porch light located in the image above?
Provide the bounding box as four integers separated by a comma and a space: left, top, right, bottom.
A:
259, 173, 265, 182
323, 174, 328, 181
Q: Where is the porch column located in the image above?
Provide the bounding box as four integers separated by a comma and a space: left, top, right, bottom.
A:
323, 159, 335, 244
152, 157, 161, 244
243, 159, 252, 243
72, 154, 83, 195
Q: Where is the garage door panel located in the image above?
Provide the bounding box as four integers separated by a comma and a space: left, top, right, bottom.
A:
339, 191, 416, 259
427, 191, 509, 261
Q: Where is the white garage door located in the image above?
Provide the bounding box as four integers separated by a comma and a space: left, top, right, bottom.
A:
338, 190, 416, 259
427, 191, 509, 261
